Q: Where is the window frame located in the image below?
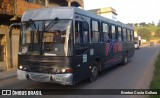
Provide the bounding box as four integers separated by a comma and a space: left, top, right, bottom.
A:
75, 20, 89, 44
130, 30, 134, 42
122, 28, 127, 41
111, 25, 116, 40
102, 22, 109, 42
82, 21, 89, 43
127, 29, 131, 42
118, 27, 123, 42
91, 19, 101, 43
75, 20, 83, 44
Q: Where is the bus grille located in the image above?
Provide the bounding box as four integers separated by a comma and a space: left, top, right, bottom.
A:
29, 73, 50, 82
27, 62, 55, 74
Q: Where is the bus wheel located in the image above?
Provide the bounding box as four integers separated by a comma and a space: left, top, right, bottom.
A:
89, 63, 98, 82
122, 53, 128, 65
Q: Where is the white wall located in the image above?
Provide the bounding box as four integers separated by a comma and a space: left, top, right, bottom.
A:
100, 13, 117, 21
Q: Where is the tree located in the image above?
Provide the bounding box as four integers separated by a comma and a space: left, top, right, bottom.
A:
155, 28, 160, 37
139, 22, 147, 26
151, 21, 155, 26
147, 22, 155, 26
134, 23, 139, 27
137, 27, 151, 40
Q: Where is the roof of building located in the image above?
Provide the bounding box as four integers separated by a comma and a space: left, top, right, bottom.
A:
89, 7, 117, 15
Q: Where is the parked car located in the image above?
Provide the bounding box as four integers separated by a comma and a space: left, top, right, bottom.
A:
134, 42, 139, 49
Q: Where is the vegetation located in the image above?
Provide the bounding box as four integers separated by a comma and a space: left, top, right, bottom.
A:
136, 27, 151, 41
150, 53, 160, 98
133, 22, 160, 41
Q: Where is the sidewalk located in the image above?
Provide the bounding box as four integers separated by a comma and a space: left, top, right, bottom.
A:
0, 68, 17, 81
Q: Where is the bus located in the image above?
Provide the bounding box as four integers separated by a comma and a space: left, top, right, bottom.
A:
14, 7, 134, 85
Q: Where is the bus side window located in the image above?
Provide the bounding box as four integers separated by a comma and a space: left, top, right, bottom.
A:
111, 25, 116, 41
102, 23, 109, 42
131, 30, 134, 41
91, 20, 100, 43
118, 27, 122, 41
83, 21, 89, 43
127, 29, 131, 41
123, 28, 127, 41
75, 21, 82, 43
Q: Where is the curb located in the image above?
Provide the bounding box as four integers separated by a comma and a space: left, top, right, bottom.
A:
0, 75, 17, 81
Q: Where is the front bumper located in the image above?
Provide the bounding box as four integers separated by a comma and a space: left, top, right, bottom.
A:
17, 69, 73, 85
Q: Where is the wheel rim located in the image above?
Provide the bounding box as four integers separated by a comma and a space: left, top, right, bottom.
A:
92, 66, 97, 78
124, 55, 128, 63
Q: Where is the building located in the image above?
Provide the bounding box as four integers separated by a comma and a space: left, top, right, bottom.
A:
89, 7, 118, 21
0, 0, 84, 70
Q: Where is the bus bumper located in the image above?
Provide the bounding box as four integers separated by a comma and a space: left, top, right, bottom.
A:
17, 69, 74, 85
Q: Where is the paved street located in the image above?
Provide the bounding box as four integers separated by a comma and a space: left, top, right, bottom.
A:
0, 44, 160, 98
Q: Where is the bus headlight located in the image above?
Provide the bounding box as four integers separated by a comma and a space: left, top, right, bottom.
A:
19, 65, 23, 70
19, 65, 27, 70
61, 69, 66, 73
56, 69, 60, 73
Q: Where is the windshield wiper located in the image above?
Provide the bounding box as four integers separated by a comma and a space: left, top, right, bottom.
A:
40, 17, 59, 54
44, 17, 59, 31
29, 19, 37, 31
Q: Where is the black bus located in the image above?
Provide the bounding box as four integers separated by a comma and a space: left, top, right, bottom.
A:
14, 7, 134, 85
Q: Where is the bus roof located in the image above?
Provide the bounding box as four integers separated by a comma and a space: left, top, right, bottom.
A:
21, 7, 133, 30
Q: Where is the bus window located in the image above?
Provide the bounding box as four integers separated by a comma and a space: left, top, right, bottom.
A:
91, 20, 100, 42
75, 21, 89, 43
83, 21, 89, 43
111, 25, 116, 40
131, 30, 134, 41
127, 30, 131, 41
102, 23, 109, 42
75, 21, 82, 43
123, 28, 127, 41
118, 27, 122, 41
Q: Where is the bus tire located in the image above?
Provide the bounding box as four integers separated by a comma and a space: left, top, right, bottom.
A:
89, 62, 98, 82
122, 53, 128, 65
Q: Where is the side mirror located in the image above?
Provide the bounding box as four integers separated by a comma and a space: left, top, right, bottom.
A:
9, 28, 12, 38
9, 23, 21, 37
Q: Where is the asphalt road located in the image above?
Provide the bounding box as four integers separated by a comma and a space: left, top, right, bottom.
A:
1, 44, 160, 98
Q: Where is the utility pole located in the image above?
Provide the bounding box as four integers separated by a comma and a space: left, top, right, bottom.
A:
45, 0, 49, 7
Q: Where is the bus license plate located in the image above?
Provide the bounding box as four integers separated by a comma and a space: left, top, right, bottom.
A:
55, 77, 62, 82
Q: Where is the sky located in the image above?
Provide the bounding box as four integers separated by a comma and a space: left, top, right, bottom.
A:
84, 0, 160, 24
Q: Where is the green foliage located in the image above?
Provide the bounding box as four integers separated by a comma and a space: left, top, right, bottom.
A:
136, 27, 151, 40
155, 28, 160, 37
147, 23, 155, 27
134, 25, 160, 41
150, 53, 160, 98
139, 22, 147, 26
134, 23, 138, 27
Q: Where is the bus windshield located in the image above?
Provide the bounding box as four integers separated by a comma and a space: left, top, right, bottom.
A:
20, 19, 73, 56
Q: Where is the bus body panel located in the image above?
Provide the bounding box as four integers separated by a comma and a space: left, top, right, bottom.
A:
17, 7, 135, 85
